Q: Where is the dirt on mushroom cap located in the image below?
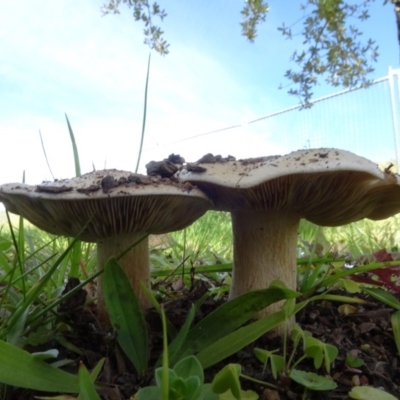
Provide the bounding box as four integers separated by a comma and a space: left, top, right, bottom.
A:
173, 148, 400, 226
0, 169, 212, 242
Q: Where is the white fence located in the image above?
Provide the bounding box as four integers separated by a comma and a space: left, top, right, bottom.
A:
143, 67, 400, 166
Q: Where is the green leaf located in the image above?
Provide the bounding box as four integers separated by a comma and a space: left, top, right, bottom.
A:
253, 348, 284, 379
212, 364, 242, 399
304, 337, 338, 372
78, 362, 101, 400
136, 385, 161, 400
362, 287, 400, 311
348, 386, 398, 399
289, 369, 337, 391
176, 288, 299, 362
173, 355, 204, 382
197, 310, 290, 369
0, 339, 79, 392
345, 353, 364, 368
103, 257, 148, 374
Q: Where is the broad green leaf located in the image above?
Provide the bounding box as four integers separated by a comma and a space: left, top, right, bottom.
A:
289, 369, 337, 391
78, 362, 101, 400
176, 287, 299, 361
103, 257, 148, 374
0, 339, 79, 392
362, 287, 400, 310
348, 386, 398, 399
197, 310, 289, 369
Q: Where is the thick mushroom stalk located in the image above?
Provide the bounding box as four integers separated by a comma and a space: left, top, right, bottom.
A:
230, 211, 299, 313
96, 233, 152, 319
176, 149, 400, 328
0, 169, 212, 325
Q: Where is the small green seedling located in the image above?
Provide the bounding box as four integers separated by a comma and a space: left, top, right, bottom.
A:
345, 353, 364, 369
289, 370, 337, 391
135, 355, 218, 400
254, 324, 338, 393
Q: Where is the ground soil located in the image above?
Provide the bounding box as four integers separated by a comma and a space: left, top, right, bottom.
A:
9, 274, 400, 400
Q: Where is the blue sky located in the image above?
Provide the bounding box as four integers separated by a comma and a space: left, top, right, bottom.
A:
0, 0, 399, 195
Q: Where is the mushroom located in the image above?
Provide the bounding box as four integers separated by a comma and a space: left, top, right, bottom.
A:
0, 169, 212, 324
175, 148, 400, 319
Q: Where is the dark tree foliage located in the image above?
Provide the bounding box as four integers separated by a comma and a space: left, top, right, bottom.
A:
102, 0, 397, 107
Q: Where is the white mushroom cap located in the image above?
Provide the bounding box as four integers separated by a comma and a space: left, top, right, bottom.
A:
176, 148, 399, 226
0, 169, 211, 241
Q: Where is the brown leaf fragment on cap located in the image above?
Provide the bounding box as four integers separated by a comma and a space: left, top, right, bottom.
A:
36, 185, 73, 194
146, 160, 178, 178
186, 163, 207, 173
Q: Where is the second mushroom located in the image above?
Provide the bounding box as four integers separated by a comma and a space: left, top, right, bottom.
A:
176, 148, 400, 318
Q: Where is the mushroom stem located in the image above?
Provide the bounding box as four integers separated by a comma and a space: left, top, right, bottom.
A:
230, 210, 300, 318
96, 233, 152, 325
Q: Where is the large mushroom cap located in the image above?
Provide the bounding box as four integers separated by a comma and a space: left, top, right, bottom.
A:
0, 169, 212, 241
176, 148, 400, 226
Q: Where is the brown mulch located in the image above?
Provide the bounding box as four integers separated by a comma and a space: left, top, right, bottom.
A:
8, 278, 400, 400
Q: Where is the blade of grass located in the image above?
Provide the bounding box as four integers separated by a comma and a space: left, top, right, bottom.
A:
6, 234, 82, 332
65, 114, 82, 277
65, 114, 81, 177
38, 129, 55, 180
135, 53, 151, 173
